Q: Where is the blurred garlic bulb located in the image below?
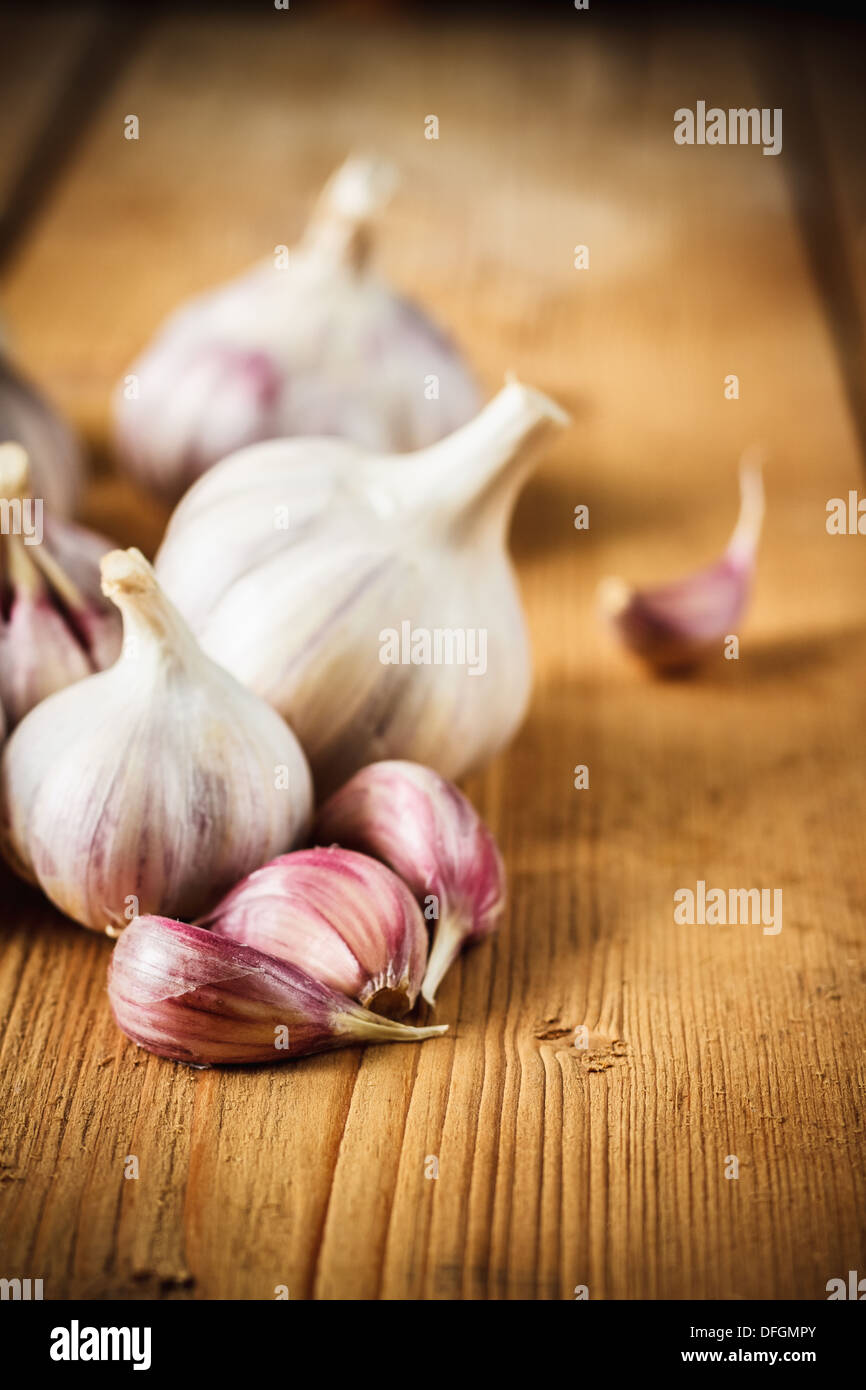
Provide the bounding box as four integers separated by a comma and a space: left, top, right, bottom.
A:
0, 353, 82, 515
599, 455, 765, 671
0, 443, 121, 727
201, 846, 428, 1019
114, 156, 480, 502
109, 915, 446, 1066
316, 761, 505, 1004
0, 548, 312, 932
156, 380, 568, 795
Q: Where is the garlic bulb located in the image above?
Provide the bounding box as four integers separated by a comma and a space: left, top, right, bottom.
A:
108, 915, 446, 1066
0, 548, 312, 931
114, 156, 480, 502
200, 846, 428, 1019
156, 381, 569, 794
599, 455, 765, 671
0, 443, 121, 728
0, 353, 82, 516
316, 761, 505, 1004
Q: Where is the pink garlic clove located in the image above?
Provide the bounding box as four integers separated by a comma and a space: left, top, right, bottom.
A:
0, 444, 121, 727
598, 454, 765, 672
314, 760, 506, 1005
0, 354, 82, 517
108, 915, 447, 1066
199, 845, 428, 1019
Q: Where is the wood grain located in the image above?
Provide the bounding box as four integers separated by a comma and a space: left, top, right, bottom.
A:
1, 9, 865, 1300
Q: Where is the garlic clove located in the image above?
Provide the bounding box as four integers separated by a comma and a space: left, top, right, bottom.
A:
0, 548, 313, 932
199, 845, 428, 1019
108, 915, 447, 1066
0, 354, 82, 517
0, 443, 121, 727
114, 156, 480, 501
156, 380, 569, 794
315, 760, 506, 1005
599, 454, 765, 672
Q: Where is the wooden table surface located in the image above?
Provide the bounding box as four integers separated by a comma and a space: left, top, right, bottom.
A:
1, 5, 864, 1301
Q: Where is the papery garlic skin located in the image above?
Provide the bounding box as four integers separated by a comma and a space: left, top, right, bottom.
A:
156, 381, 569, 795
0, 548, 313, 932
114, 156, 480, 502
0, 355, 82, 516
200, 846, 428, 1018
108, 915, 447, 1066
316, 761, 505, 1004
0, 444, 121, 727
599, 456, 765, 671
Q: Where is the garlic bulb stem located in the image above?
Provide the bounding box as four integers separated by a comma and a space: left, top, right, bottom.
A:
379, 380, 570, 535
100, 547, 200, 658
301, 155, 398, 270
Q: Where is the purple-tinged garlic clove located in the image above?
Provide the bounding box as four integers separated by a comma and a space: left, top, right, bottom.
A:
200, 845, 428, 1019
108, 915, 447, 1066
599, 454, 765, 672
0, 548, 313, 932
315, 760, 506, 1005
114, 155, 480, 502
0, 443, 121, 727
0, 354, 82, 517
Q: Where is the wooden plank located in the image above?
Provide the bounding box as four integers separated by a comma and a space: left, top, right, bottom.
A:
0, 7, 96, 213
0, 8, 146, 274
1, 10, 865, 1301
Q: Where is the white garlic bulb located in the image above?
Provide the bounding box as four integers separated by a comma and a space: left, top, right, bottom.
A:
0, 353, 82, 516
155, 380, 568, 795
114, 156, 480, 502
0, 443, 121, 728
0, 548, 313, 932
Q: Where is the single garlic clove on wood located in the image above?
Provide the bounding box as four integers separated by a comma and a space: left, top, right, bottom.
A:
108, 915, 447, 1066
599, 454, 765, 672
155, 380, 569, 795
315, 760, 506, 1005
114, 155, 480, 502
199, 845, 428, 1019
0, 548, 313, 932
0, 355, 82, 516
0, 443, 121, 727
